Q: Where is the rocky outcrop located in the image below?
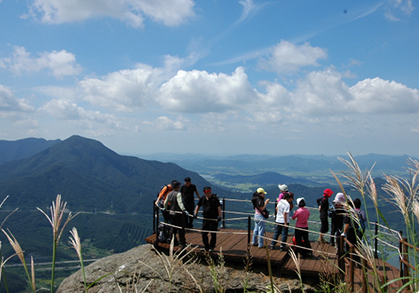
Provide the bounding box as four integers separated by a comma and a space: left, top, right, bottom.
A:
57, 244, 315, 292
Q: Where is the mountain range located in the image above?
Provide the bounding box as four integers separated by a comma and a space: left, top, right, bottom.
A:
0, 135, 408, 265
0, 135, 213, 213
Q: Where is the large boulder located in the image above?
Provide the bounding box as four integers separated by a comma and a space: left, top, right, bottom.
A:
57, 244, 315, 292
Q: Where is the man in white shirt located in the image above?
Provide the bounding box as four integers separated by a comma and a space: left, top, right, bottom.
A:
269, 192, 293, 251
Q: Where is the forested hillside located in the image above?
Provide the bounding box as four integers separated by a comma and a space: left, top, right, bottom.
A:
0, 135, 220, 264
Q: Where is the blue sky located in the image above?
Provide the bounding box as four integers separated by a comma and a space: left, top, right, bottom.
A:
0, 0, 418, 156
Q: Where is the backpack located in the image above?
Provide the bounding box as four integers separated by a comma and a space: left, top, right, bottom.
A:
154, 223, 171, 245
251, 192, 263, 209
251, 192, 269, 219
356, 210, 366, 233
156, 185, 169, 208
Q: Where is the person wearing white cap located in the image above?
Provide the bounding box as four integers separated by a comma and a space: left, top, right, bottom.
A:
251, 187, 270, 248
330, 192, 345, 247
291, 198, 312, 257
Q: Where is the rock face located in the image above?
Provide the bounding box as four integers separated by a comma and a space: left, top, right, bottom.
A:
57, 244, 315, 292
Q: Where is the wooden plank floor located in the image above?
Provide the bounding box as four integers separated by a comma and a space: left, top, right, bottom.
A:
346, 259, 404, 293
145, 228, 339, 275
145, 228, 404, 291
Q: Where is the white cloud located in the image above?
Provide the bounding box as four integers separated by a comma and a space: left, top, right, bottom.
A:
385, 0, 414, 21
235, 0, 268, 25
258, 41, 328, 74
143, 116, 189, 130
158, 67, 257, 113
292, 68, 352, 115
0, 46, 82, 78
348, 78, 419, 113
40, 99, 121, 130
26, 0, 195, 27
0, 85, 34, 112
261, 68, 419, 117
79, 64, 163, 111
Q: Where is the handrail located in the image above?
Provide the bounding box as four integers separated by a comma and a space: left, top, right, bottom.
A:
400, 237, 419, 253
153, 196, 410, 292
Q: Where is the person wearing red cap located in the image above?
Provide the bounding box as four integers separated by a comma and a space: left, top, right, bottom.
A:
316, 188, 333, 243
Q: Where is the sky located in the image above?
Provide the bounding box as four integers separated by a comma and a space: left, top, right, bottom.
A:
0, 0, 418, 157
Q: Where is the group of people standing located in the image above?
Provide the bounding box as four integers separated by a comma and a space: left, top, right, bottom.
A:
156, 178, 221, 251
252, 185, 367, 258
251, 184, 312, 258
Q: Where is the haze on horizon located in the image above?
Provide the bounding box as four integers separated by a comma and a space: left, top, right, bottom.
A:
0, 0, 417, 157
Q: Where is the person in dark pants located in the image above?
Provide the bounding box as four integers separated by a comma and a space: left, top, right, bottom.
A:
291, 198, 312, 257
330, 192, 345, 247
317, 188, 333, 243
181, 177, 200, 228
194, 186, 221, 252
164, 181, 190, 250
342, 200, 358, 264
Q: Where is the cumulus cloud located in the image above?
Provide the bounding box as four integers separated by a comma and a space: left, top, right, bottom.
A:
0, 85, 34, 112
143, 116, 189, 131
158, 67, 258, 113
292, 68, 352, 115
348, 78, 419, 113
26, 0, 195, 27
262, 68, 419, 117
258, 41, 328, 74
40, 99, 121, 130
0, 46, 82, 78
79, 64, 163, 111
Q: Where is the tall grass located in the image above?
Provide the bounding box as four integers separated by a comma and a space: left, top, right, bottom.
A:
330, 153, 419, 292
37, 194, 79, 293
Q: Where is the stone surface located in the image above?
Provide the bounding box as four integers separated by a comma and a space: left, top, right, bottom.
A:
57, 244, 315, 292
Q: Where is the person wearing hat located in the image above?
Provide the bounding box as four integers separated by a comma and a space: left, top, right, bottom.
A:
181, 177, 201, 228
277, 184, 293, 212
164, 180, 190, 250
251, 187, 270, 248
291, 198, 312, 257
194, 186, 222, 252
316, 188, 333, 243
330, 192, 345, 247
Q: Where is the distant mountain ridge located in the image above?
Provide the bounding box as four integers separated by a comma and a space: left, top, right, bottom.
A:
141, 152, 417, 178
0, 137, 60, 164
213, 171, 320, 186
0, 135, 214, 212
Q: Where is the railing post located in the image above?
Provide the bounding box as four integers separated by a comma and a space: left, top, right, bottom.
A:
338, 235, 345, 279
222, 197, 226, 229
399, 231, 403, 280
374, 222, 378, 259
349, 245, 354, 292
248, 216, 251, 246
182, 211, 186, 245
361, 258, 367, 293
153, 200, 158, 234
403, 237, 410, 280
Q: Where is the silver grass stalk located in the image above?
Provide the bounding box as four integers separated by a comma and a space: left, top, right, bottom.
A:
2, 229, 36, 293
37, 194, 79, 293
288, 248, 304, 290
338, 152, 375, 193
69, 227, 87, 293
37, 194, 79, 245
413, 200, 419, 224
31, 256, 35, 292
382, 175, 408, 219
